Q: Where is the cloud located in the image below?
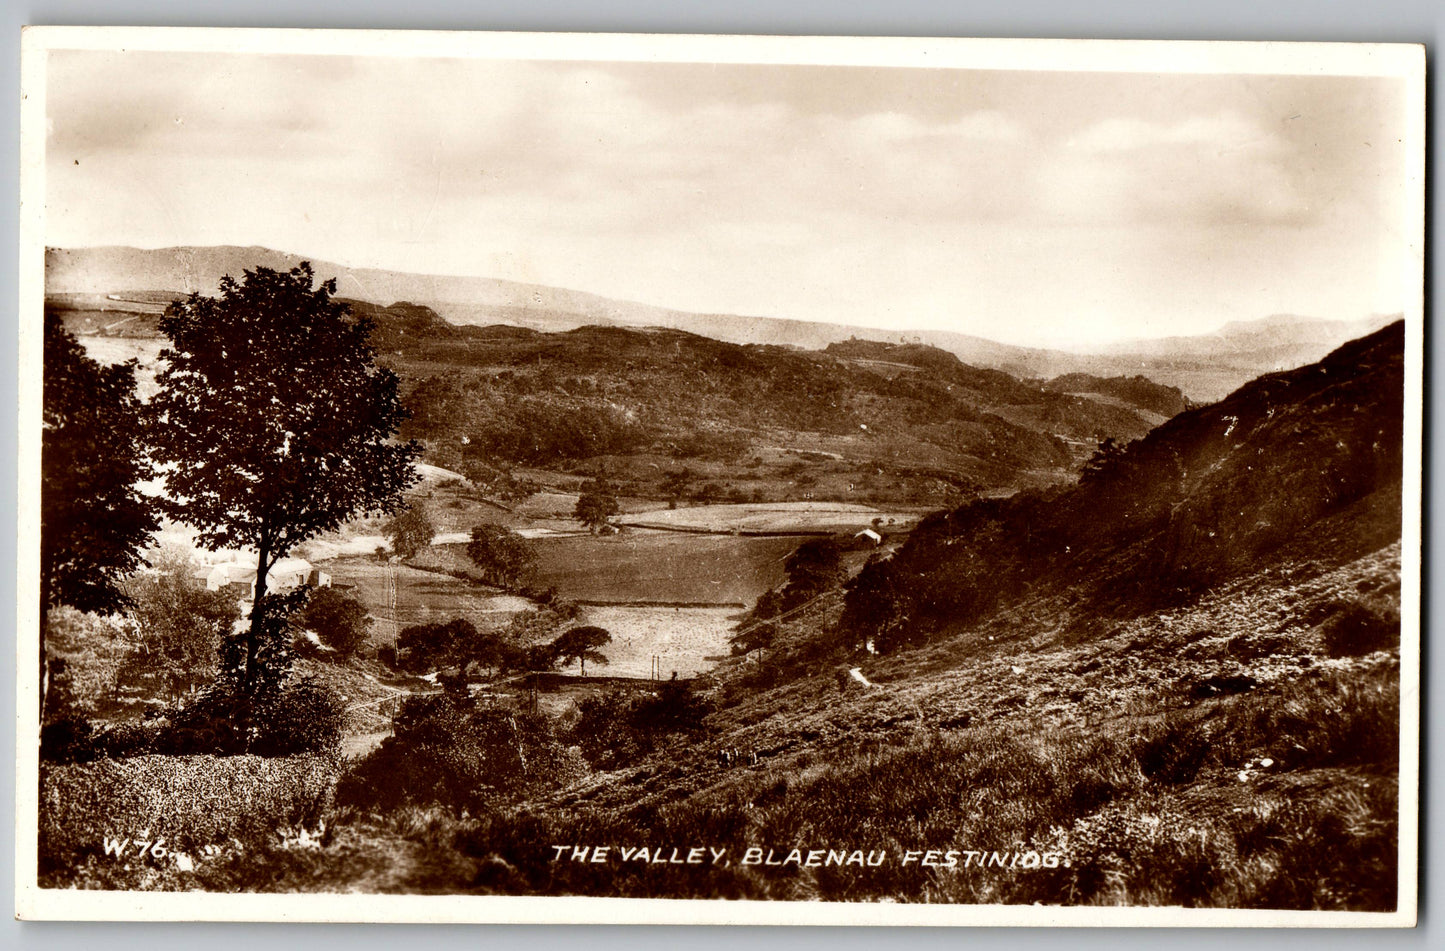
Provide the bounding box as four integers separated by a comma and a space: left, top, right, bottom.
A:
1064, 111, 1277, 155
42, 52, 1412, 345
1035, 111, 1309, 227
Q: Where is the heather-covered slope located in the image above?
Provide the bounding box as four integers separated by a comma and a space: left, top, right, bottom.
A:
840, 321, 1404, 650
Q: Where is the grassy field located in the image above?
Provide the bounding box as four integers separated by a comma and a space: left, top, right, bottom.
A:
527, 532, 800, 604
615, 501, 919, 535
320, 559, 533, 648
561, 605, 742, 679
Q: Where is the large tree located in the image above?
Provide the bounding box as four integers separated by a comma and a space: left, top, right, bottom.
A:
385, 503, 435, 560
149, 263, 420, 694
574, 476, 620, 533
42, 312, 157, 616
42, 312, 158, 707
466, 522, 536, 590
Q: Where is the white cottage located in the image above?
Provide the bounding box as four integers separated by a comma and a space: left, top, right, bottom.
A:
206, 556, 329, 600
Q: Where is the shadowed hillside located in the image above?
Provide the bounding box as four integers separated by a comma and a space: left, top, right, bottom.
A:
841, 321, 1404, 651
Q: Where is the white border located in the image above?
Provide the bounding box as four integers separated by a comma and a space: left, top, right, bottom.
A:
14, 26, 1426, 927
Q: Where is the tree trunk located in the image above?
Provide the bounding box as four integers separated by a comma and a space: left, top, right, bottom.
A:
245, 532, 273, 696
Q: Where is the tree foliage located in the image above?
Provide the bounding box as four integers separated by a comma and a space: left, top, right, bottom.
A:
148, 263, 420, 693
466, 522, 536, 590
568, 679, 712, 770
574, 476, 620, 533
456, 458, 538, 503
294, 587, 372, 657
385, 504, 435, 560
394, 617, 502, 674
746, 536, 846, 629
337, 691, 584, 812
42, 312, 157, 616
551, 625, 611, 676
120, 552, 240, 698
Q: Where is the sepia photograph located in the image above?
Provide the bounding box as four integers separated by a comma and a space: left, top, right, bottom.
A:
15, 28, 1423, 925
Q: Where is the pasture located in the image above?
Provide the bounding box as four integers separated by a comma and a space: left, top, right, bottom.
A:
615, 501, 918, 535
319, 559, 532, 648
557, 605, 740, 679
526, 531, 800, 604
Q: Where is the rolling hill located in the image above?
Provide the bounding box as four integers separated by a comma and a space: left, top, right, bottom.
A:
45, 245, 1396, 401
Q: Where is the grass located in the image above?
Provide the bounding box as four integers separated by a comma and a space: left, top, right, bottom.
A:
437, 662, 1398, 907
614, 502, 919, 535
527, 533, 800, 604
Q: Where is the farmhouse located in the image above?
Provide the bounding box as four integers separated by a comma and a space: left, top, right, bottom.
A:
205, 556, 329, 600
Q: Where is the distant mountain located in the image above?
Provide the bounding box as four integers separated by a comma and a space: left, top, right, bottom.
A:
45, 245, 1396, 402
841, 320, 1405, 650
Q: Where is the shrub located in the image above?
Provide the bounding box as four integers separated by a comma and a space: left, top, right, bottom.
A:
570, 690, 647, 769
337, 692, 586, 813
568, 680, 710, 770
120, 558, 240, 699
38, 752, 338, 886
293, 587, 371, 656
160, 678, 344, 757
1321, 601, 1399, 657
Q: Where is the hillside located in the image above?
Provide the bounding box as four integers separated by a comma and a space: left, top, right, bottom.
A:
45, 291, 1178, 508
46, 245, 1393, 402
447, 321, 1404, 907
379, 319, 1180, 503
839, 320, 1404, 650
39, 275, 1406, 905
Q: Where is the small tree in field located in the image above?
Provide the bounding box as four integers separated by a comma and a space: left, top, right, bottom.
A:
149, 263, 420, 696
385, 503, 435, 560
574, 476, 619, 533
466, 523, 535, 590
552, 625, 611, 676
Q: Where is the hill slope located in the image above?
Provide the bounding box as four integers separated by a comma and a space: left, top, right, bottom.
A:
841, 320, 1404, 649
456, 322, 1404, 908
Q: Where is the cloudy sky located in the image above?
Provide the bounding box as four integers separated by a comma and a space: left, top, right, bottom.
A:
44, 47, 1414, 348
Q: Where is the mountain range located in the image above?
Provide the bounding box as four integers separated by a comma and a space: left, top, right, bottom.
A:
45, 245, 1397, 402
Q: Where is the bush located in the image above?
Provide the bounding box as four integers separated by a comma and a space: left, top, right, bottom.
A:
160, 678, 344, 757
1321, 601, 1399, 657
120, 559, 240, 699
337, 692, 586, 813
39, 752, 338, 886
569, 679, 712, 769
293, 587, 371, 656
570, 690, 648, 769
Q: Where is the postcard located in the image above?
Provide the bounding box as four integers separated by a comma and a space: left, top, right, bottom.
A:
15, 27, 1424, 925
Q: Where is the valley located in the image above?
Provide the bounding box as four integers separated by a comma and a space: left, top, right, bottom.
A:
38, 255, 1409, 910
